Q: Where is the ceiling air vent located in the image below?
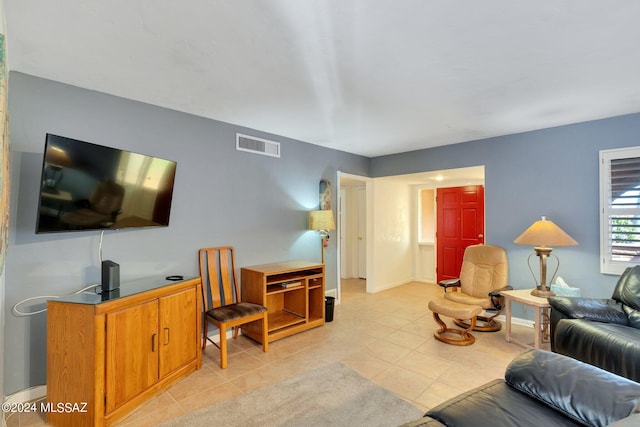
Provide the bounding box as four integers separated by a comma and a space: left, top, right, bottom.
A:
236, 133, 280, 158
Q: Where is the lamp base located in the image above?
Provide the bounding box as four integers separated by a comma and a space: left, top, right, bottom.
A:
531, 287, 556, 298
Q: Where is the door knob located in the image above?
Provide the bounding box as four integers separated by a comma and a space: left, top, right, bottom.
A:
478, 234, 484, 238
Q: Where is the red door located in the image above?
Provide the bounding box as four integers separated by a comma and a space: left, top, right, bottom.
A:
436, 185, 485, 282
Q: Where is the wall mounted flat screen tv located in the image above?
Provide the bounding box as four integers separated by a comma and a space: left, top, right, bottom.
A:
36, 134, 177, 234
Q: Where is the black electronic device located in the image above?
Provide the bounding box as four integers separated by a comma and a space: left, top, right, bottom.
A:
101, 260, 120, 292
35, 133, 177, 234
101, 288, 120, 301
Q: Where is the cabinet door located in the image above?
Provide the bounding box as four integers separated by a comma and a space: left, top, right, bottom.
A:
159, 288, 198, 378
105, 300, 159, 414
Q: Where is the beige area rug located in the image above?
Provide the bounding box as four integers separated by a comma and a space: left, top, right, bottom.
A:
158, 363, 423, 427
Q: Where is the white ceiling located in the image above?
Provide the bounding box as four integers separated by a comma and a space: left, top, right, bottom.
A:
5, 1, 640, 157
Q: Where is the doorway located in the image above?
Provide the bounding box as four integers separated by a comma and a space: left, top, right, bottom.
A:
336, 166, 484, 300
338, 172, 369, 301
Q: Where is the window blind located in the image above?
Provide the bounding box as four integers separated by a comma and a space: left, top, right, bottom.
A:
600, 147, 640, 274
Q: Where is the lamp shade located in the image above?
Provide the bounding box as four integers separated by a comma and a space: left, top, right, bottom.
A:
514, 216, 577, 247
46, 146, 73, 167
308, 210, 335, 231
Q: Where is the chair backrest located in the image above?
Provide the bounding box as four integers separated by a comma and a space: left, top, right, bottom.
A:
612, 265, 640, 314
459, 244, 508, 298
199, 246, 240, 312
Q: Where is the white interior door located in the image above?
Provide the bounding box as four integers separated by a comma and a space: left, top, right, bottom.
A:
357, 187, 366, 279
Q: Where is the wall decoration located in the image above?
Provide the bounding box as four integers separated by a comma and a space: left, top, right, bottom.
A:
318, 179, 333, 250
0, 33, 9, 275
319, 179, 331, 210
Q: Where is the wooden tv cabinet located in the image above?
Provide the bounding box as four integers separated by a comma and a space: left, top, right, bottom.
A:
240, 261, 325, 344
46, 277, 202, 427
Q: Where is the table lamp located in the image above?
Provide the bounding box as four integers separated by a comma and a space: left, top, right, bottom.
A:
514, 216, 578, 297
308, 210, 335, 264
43, 146, 73, 193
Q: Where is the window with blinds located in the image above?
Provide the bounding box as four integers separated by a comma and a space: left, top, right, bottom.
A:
600, 147, 640, 274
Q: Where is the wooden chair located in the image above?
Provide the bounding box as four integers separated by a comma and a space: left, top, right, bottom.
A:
199, 246, 268, 368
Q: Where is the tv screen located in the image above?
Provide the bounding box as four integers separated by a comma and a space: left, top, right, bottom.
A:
36, 134, 177, 234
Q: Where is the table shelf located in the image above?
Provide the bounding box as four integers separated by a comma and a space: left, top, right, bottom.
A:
241, 261, 325, 344
268, 310, 306, 332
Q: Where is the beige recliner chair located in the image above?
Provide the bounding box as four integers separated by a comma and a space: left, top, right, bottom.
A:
439, 244, 510, 332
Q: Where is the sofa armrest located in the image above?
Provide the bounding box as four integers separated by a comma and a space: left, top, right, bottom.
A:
489, 285, 512, 295
488, 286, 513, 310
505, 349, 640, 427
548, 296, 630, 325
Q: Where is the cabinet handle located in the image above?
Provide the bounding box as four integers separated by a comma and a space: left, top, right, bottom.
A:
151, 333, 157, 352
164, 327, 170, 345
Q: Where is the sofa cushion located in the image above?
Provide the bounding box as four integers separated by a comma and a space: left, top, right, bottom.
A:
554, 319, 640, 384
425, 378, 584, 427
505, 349, 640, 427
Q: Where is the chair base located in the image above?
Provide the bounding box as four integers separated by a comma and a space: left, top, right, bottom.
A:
433, 312, 476, 346
428, 298, 482, 346
454, 316, 502, 332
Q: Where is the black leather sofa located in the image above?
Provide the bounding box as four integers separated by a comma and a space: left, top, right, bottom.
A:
402, 349, 640, 427
548, 265, 640, 382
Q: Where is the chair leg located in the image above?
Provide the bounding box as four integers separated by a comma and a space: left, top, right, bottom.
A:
219, 324, 228, 369
261, 314, 269, 353
202, 318, 208, 350
433, 310, 448, 332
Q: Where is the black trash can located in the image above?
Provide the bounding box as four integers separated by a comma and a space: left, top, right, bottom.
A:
325, 296, 335, 322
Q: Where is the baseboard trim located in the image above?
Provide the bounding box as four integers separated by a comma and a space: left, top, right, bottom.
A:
495, 314, 534, 328
369, 279, 413, 293
4, 385, 46, 404
206, 329, 237, 341
413, 279, 435, 284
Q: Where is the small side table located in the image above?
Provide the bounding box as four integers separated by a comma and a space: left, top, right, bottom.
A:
500, 289, 551, 349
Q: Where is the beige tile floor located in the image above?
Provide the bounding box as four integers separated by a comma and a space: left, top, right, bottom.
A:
9, 280, 543, 426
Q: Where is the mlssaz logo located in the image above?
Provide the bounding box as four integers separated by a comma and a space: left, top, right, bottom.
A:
40, 402, 88, 413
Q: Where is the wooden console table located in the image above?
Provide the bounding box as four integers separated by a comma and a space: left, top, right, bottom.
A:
47, 277, 202, 427
241, 261, 325, 344
500, 289, 551, 349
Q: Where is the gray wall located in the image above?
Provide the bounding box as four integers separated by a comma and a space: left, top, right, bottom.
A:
6, 70, 639, 395
372, 113, 640, 299
5, 72, 369, 395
